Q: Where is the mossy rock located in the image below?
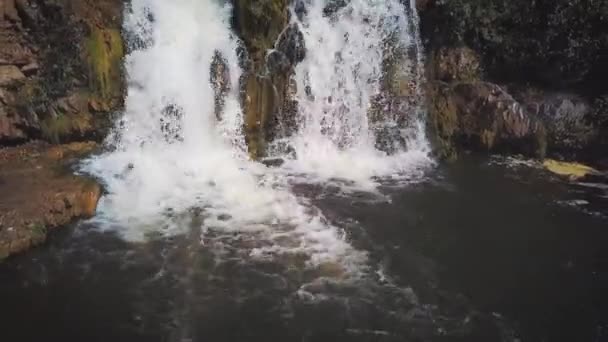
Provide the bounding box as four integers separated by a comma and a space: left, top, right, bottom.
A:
543, 159, 597, 179
427, 83, 459, 160
233, 0, 289, 60
86, 27, 124, 106
40, 112, 92, 144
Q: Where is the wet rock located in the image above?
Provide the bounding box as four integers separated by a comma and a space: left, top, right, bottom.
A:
0, 141, 101, 260
276, 24, 306, 66
266, 50, 291, 76
323, 0, 349, 17
293, 0, 307, 21
233, 0, 294, 158
428, 81, 546, 159
261, 157, 285, 167
210, 51, 230, 120
514, 90, 597, 157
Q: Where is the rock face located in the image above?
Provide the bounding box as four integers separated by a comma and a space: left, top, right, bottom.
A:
428, 82, 546, 159
420, 0, 608, 162
0, 0, 124, 145
0, 142, 101, 260
232, 0, 303, 158
420, 0, 608, 89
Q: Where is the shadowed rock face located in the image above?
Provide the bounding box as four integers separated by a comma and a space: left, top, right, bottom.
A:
0, 0, 124, 145
419, 0, 608, 163
420, 0, 608, 90
0, 1, 124, 259
428, 82, 546, 160
0, 142, 101, 260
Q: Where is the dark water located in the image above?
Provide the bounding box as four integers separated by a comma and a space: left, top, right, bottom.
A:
1, 157, 607, 342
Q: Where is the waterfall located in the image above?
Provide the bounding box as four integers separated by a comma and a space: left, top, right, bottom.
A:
82, 0, 362, 269
82, 0, 430, 270
275, 0, 431, 185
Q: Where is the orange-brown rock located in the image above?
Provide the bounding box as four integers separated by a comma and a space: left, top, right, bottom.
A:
0, 141, 101, 260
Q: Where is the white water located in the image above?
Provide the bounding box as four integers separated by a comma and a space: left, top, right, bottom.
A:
276, 0, 431, 186
83, 0, 430, 270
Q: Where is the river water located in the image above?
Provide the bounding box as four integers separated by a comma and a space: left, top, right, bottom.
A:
1, 157, 607, 342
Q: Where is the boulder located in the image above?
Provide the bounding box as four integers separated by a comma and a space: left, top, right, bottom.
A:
428, 81, 546, 159
232, 0, 295, 158
513, 90, 597, 157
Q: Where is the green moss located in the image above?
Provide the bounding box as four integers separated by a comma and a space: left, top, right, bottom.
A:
40, 113, 73, 143
40, 111, 90, 144
14, 80, 49, 113
235, 0, 288, 52
87, 27, 124, 103
27, 223, 48, 244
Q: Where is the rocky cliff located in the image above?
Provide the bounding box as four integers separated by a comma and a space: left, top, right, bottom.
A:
0, 0, 123, 260
0, 0, 124, 145
419, 0, 608, 165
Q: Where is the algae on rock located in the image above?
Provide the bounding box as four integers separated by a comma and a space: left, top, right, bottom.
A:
86, 27, 124, 109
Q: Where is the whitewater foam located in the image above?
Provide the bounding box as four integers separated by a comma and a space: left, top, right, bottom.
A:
82, 0, 364, 270
82, 0, 432, 272
273, 0, 432, 184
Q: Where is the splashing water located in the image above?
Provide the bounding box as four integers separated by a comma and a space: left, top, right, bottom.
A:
275, 0, 432, 186
82, 0, 432, 272
82, 0, 362, 269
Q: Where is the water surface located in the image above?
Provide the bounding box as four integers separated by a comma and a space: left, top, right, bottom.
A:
1, 157, 606, 342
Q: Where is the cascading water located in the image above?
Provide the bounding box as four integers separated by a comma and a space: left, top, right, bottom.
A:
83, 0, 361, 268
275, 0, 431, 185
83, 0, 431, 272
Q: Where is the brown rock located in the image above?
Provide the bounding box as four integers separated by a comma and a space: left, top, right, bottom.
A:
0, 142, 101, 260
1, 0, 20, 23
428, 81, 546, 158
0, 31, 35, 66
0, 87, 13, 104
0, 65, 25, 86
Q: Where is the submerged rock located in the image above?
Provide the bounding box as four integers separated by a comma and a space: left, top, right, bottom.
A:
543, 159, 597, 180
0, 142, 101, 260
